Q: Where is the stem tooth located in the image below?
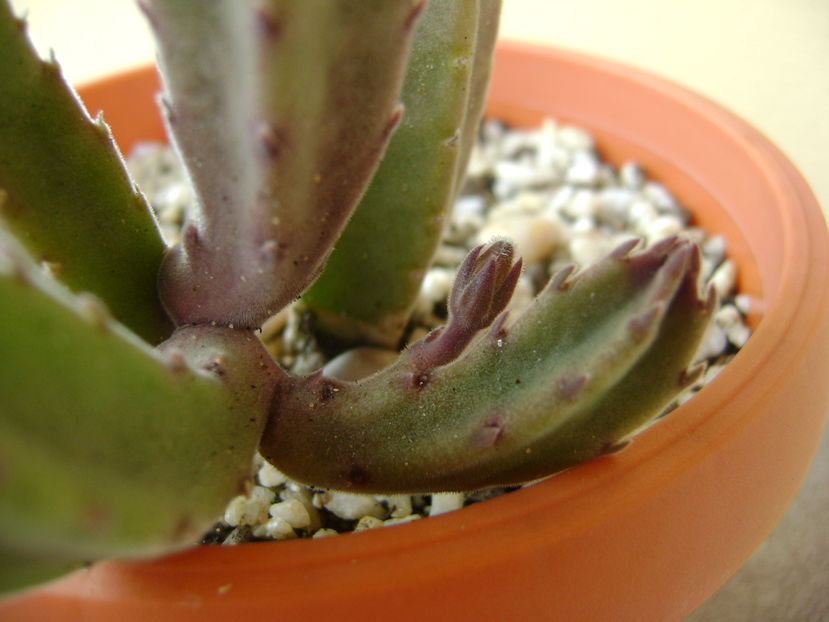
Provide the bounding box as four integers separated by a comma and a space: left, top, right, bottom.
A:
404, 0, 427, 30
77, 293, 111, 330
647, 234, 681, 257
679, 363, 706, 388
183, 223, 201, 252
164, 349, 189, 374
548, 264, 576, 292
610, 237, 641, 260
381, 106, 404, 143
41, 260, 63, 279
704, 285, 718, 312
158, 95, 176, 126
487, 311, 509, 342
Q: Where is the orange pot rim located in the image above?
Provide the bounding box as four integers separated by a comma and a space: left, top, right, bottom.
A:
4, 41, 828, 622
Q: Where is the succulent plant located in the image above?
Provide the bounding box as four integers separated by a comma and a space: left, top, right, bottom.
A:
0, 0, 713, 595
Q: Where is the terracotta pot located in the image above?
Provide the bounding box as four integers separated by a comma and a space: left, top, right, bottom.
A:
3, 42, 827, 622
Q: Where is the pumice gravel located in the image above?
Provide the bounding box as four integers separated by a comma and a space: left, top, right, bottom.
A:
128, 118, 750, 544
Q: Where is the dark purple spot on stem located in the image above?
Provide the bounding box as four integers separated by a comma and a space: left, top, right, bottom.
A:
260, 123, 290, 160
204, 356, 228, 377
345, 465, 372, 487
412, 372, 430, 389
319, 381, 340, 403
173, 515, 196, 541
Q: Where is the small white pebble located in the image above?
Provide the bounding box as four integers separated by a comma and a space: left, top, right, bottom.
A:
492, 160, 561, 199
563, 188, 599, 221
695, 322, 728, 362
224, 495, 254, 527
596, 163, 617, 187
702, 235, 727, 266
716, 304, 751, 348
546, 185, 576, 216
597, 187, 636, 224
259, 308, 290, 342
254, 517, 296, 540
644, 215, 684, 245
280, 481, 314, 504
477, 215, 560, 264
568, 230, 612, 267
536, 141, 570, 172
570, 215, 597, 235
433, 244, 469, 267
628, 198, 658, 227
380, 495, 414, 518
257, 461, 288, 488
250, 485, 276, 504
643, 181, 678, 211
413, 268, 454, 317
565, 150, 600, 186
447, 211, 486, 244
619, 161, 645, 189
312, 528, 338, 539
557, 124, 594, 151
734, 293, 753, 315
324, 492, 386, 521
223, 490, 273, 527
354, 515, 385, 531
269, 498, 311, 529
322, 347, 399, 381
383, 515, 421, 527
222, 527, 251, 545
429, 493, 465, 516
312, 491, 329, 510
708, 259, 738, 298
279, 485, 322, 531
454, 194, 486, 218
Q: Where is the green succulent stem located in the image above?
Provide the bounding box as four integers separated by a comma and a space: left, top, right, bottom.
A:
261, 238, 714, 493
148, 0, 422, 328
0, 1, 171, 344
303, 0, 500, 348
0, 231, 279, 580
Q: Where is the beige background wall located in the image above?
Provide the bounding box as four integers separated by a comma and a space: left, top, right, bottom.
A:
10, 0, 829, 217
8, 1, 829, 620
